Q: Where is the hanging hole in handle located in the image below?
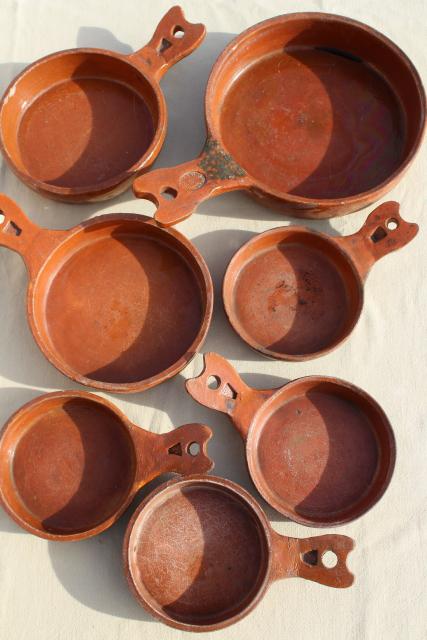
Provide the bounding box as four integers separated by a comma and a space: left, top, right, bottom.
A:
207, 375, 221, 390
161, 187, 178, 200
158, 38, 172, 54
188, 442, 200, 456
322, 550, 338, 568
386, 218, 399, 231
173, 26, 185, 38
0, 211, 5, 225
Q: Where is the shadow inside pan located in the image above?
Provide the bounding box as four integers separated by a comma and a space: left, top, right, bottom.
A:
249, 380, 394, 524
2, 52, 158, 189
127, 483, 268, 627
1, 396, 135, 536
33, 220, 206, 385
219, 47, 405, 199
227, 230, 361, 358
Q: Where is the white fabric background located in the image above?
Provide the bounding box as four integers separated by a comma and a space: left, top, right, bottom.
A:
0, 1, 426, 638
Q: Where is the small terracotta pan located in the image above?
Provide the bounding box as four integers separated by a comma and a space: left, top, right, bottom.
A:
133, 12, 425, 225
186, 353, 395, 527
0, 391, 213, 541
223, 202, 418, 360
0, 195, 212, 392
124, 475, 354, 631
0, 6, 205, 202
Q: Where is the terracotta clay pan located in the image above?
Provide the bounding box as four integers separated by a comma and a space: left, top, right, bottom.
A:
0, 195, 213, 392
0, 6, 205, 202
223, 202, 418, 360
134, 12, 425, 225
186, 353, 396, 527
124, 476, 354, 631
0, 391, 213, 541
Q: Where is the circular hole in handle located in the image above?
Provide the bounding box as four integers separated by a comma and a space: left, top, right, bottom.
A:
0, 211, 5, 224
207, 375, 221, 390
188, 442, 200, 456
161, 187, 178, 201
173, 26, 185, 38
387, 218, 399, 231
322, 550, 338, 568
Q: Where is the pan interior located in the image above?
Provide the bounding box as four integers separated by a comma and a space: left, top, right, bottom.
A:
1, 396, 135, 536
211, 17, 423, 199
248, 379, 393, 525
128, 483, 268, 627
2, 52, 159, 189
226, 230, 361, 358
33, 220, 206, 386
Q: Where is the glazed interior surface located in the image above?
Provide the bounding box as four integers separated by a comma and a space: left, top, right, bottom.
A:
33, 220, 206, 385
248, 379, 394, 524
128, 483, 269, 627
0, 396, 135, 535
226, 230, 361, 357
1, 52, 159, 188
209, 16, 423, 199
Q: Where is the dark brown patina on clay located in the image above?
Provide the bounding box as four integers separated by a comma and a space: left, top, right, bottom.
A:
0, 391, 213, 541
124, 476, 354, 631
0, 195, 213, 392
186, 353, 396, 527
0, 6, 205, 202
133, 12, 425, 225
223, 201, 418, 360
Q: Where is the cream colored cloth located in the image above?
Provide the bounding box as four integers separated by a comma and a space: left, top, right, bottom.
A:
0, 1, 426, 638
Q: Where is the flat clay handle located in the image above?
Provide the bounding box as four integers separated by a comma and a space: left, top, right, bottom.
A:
337, 202, 419, 280
129, 6, 205, 81
132, 138, 250, 227
272, 531, 354, 588
0, 195, 65, 278
185, 353, 271, 440
132, 422, 214, 486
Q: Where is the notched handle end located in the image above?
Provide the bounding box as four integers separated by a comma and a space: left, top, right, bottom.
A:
273, 533, 354, 589
164, 423, 214, 475
185, 352, 247, 416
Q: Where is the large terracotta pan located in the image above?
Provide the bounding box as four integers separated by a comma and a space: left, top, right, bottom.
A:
223, 202, 418, 360
133, 12, 425, 225
0, 6, 205, 202
186, 353, 395, 527
0, 391, 213, 541
124, 475, 354, 631
0, 195, 213, 392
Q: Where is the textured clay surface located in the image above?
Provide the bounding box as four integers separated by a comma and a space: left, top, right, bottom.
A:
221, 49, 404, 198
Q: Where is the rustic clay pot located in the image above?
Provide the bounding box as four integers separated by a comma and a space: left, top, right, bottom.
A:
0, 6, 205, 202
223, 201, 418, 360
133, 12, 425, 225
186, 353, 395, 527
0, 194, 213, 392
124, 475, 354, 631
0, 391, 213, 541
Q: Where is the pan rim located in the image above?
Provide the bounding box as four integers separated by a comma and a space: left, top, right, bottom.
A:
0, 390, 138, 541
204, 11, 426, 206
123, 475, 273, 632
222, 224, 364, 360
245, 375, 396, 527
26, 214, 214, 393
0, 47, 166, 198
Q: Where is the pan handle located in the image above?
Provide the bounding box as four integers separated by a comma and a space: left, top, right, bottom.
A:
185, 352, 273, 440
130, 422, 214, 487
336, 202, 419, 280
129, 6, 206, 81
133, 138, 252, 227
271, 531, 354, 588
0, 195, 65, 278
